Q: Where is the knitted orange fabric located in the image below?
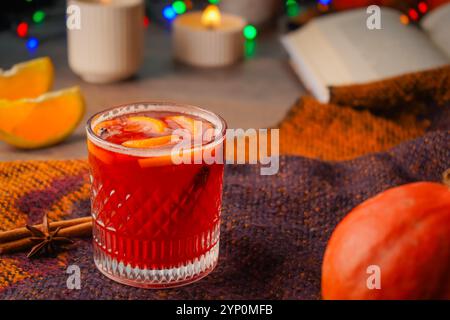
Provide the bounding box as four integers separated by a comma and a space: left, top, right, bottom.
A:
0, 160, 90, 289
279, 65, 450, 160
329, 65, 450, 110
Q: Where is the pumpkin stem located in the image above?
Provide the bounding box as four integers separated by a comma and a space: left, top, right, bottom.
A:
443, 169, 450, 188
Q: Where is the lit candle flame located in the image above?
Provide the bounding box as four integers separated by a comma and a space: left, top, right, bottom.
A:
201, 5, 221, 29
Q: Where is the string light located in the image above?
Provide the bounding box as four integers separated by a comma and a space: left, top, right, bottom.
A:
317, 0, 330, 12
208, 0, 220, 4
286, 0, 301, 17
245, 39, 257, 59
32, 10, 46, 24
16, 22, 28, 38
143, 16, 150, 27
185, 0, 193, 10
243, 25, 257, 40
400, 14, 409, 25
418, 2, 428, 13
408, 8, 419, 21
26, 37, 39, 50
172, 1, 187, 15
163, 6, 177, 21
317, 3, 329, 12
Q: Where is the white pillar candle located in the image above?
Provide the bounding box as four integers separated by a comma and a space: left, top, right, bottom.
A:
173, 5, 246, 68
67, 0, 145, 84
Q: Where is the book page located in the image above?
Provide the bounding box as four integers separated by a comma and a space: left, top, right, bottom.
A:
282, 22, 352, 102
421, 3, 450, 58
282, 7, 449, 102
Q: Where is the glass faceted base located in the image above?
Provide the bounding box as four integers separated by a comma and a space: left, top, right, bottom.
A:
93, 240, 219, 288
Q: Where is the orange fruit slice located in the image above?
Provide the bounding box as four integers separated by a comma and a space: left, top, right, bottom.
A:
166, 115, 197, 132
122, 135, 178, 148
0, 57, 54, 100
137, 155, 175, 167
93, 119, 121, 136
166, 115, 211, 140
127, 116, 167, 134
0, 87, 85, 149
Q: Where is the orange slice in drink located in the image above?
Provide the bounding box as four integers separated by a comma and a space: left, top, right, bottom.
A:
137, 155, 174, 167
124, 135, 181, 167
0, 57, 54, 99
126, 116, 167, 134
166, 115, 213, 141
0, 87, 85, 149
122, 135, 178, 148
93, 119, 121, 136
166, 115, 197, 132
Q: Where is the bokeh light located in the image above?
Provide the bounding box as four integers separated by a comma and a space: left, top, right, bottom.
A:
245, 39, 257, 58
408, 8, 419, 21
163, 6, 177, 20
26, 37, 39, 50
243, 25, 258, 40
16, 22, 28, 38
143, 16, 150, 27
418, 2, 428, 13
400, 14, 410, 25
32, 10, 46, 24
172, 1, 187, 15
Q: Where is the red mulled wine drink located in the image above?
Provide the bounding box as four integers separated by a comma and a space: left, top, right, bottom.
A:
86, 102, 226, 288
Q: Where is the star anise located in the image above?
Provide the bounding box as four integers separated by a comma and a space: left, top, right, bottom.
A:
26, 213, 74, 258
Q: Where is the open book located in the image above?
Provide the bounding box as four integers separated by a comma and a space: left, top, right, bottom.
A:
281, 5, 450, 103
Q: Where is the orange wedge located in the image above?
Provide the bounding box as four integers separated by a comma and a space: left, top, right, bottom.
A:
122, 135, 177, 148
0, 87, 85, 149
0, 57, 54, 100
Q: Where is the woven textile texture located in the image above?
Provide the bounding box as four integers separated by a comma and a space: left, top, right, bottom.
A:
0, 131, 448, 299
279, 66, 450, 160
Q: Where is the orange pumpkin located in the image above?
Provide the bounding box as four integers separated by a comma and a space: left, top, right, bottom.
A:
322, 181, 450, 300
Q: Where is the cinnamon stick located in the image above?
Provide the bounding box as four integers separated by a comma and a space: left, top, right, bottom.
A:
0, 221, 93, 255
0, 216, 92, 243
0, 238, 34, 255
58, 221, 93, 238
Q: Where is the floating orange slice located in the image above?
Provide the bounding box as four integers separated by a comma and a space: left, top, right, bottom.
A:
122, 135, 177, 148
0, 87, 85, 149
0, 57, 54, 100
166, 115, 196, 131
93, 119, 120, 136
127, 116, 167, 134
166, 115, 211, 140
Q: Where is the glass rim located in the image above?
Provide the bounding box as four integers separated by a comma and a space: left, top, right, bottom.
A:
86, 101, 227, 158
